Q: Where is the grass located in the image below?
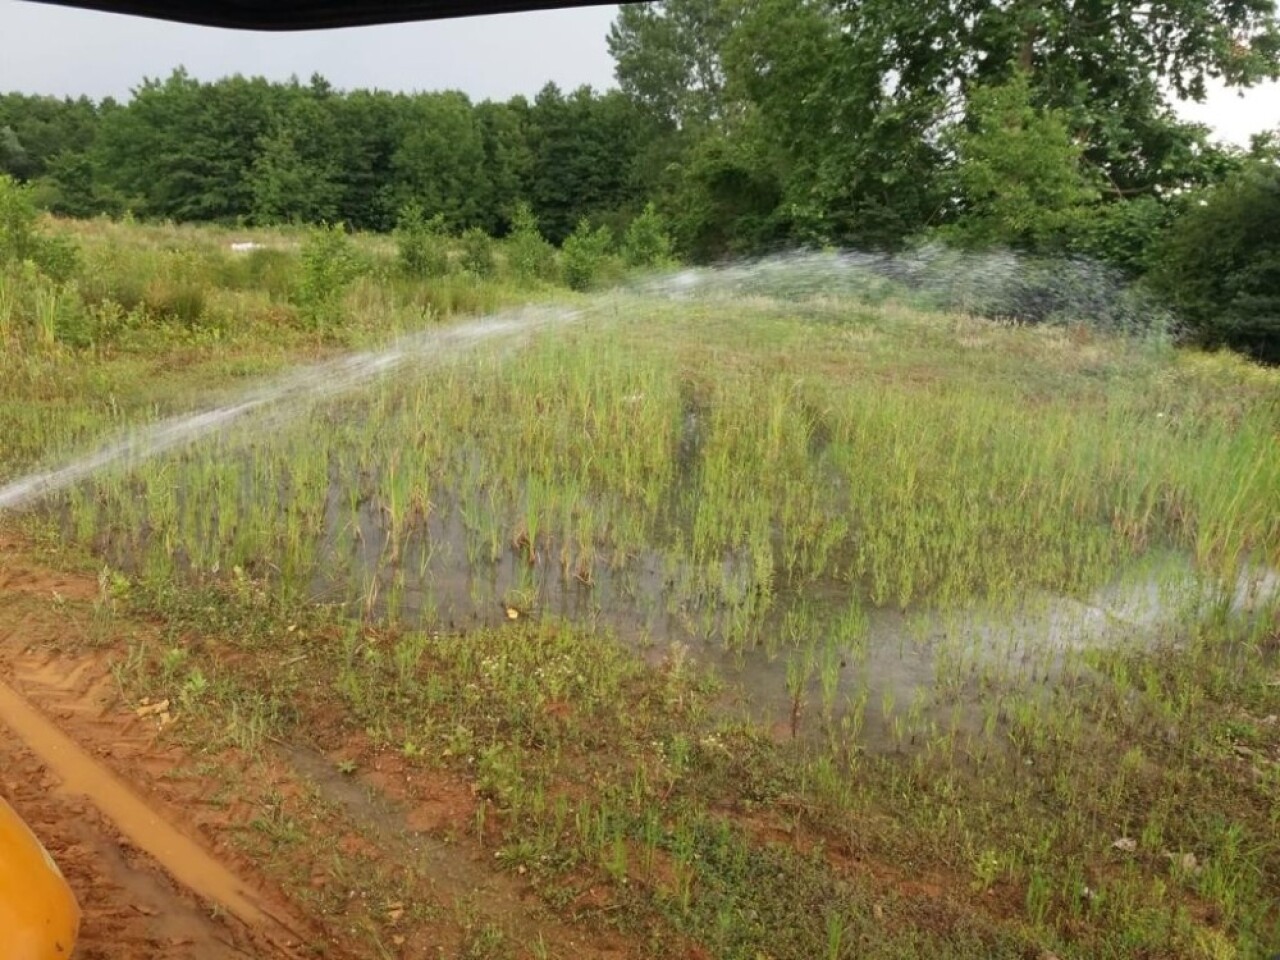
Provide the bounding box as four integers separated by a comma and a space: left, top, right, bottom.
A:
2, 218, 1278, 959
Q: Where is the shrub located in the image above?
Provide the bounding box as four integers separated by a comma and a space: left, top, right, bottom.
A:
1147, 164, 1280, 363
621, 202, 674, 269
504, 202, 557, 283
560, 218, 614, 292
395, 201, 451, 279
0, 173, 80, 281
295, 223, 365, 329
459, 227, 495, 278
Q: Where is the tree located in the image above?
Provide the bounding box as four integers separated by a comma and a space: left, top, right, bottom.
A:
394, 201, 450, 278
828, 0, 1279, 197
248, 90, 343, 224
622, 202, 674, 267
526, 85, 647, 243
1147, 163, 1280, 362
504, 201, 557, 282
941, 74, 1098, 253
94, 70, 282, 221
37, 151, 120, 219
0, 174, 79, 279
0, 126, 33, 180
607, 0, 739, 131
561, 217, 614, 291
664, 131, 785, 261
474, 99, 533, 235
391, 92, 489, 232
0, 94, 100, 181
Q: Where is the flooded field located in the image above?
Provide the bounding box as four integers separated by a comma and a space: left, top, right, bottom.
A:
3, 246, 1279, 959
11, 268, 1279, 744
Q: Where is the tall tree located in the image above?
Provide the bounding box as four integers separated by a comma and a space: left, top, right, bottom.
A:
941, 74, 1099, 253
527, 84, 647, 242
94, 70, 282, 220
607, 0, 739, 130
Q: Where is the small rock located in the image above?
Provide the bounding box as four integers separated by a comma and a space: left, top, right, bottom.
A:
1112, 837, 1137, 853
1166, 851, 1201, 875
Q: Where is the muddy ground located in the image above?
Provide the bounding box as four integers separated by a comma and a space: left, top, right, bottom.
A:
0, 545, 310, 958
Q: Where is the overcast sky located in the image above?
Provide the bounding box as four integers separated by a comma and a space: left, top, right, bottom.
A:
0, 0, 621, 101
1, 0, 1277, 146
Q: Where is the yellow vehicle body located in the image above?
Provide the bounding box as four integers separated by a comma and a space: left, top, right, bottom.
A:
0, 796, 80, 960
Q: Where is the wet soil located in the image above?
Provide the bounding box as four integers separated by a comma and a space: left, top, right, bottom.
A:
0, 540, 309, 959
0, 532, 637, 959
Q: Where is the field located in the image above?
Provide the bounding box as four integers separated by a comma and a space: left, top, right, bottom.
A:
1, 217, 1279, 960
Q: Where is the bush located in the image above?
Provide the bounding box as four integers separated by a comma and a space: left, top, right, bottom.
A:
560, 218, 613, 292
621, 202, 674, 269
395, 201, 451, 279
504, 202, 556, 283
295, 223, 365, 329
0, 173, 80, 281
459, 227, 495, 278
1147, 164, 1280, 363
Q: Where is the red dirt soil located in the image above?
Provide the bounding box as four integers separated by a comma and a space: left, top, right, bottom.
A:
0, 541, 308, 959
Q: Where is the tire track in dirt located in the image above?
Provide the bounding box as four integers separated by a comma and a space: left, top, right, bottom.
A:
0, 674, 308, 952
0, 540, 315, 959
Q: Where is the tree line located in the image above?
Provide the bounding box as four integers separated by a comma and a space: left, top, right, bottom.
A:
2, 0, 1280, 360
0, 72, 654, 243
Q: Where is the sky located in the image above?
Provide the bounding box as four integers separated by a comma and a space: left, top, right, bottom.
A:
0, 0, 622, 101
0, 0, 1277, 146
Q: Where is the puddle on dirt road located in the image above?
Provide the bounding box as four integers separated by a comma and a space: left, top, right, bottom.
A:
0, 676, 304, 947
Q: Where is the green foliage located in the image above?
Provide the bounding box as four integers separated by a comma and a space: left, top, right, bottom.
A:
295, 222, 364, 329
459, 226, 495, 278
560, 218, 613, 291
526, 84, 651, 243
503, 201, 556, 283
33, 151, 122, 220
394, 201, 450, 279
0, 125, 33, 180
666, 133, 785, 261
1147, 164, 1280, 362
1069, 195, 1175, 275
247, 95, 343, 225
0, 92, 99, 181
941, 76, 1099, 254
621, 202, 673, 268
608, 0, 736, 130
0, 173, 79, 280
391, 91, 488, 231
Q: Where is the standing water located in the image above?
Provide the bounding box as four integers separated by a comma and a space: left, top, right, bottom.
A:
2, 253, 1274, 746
